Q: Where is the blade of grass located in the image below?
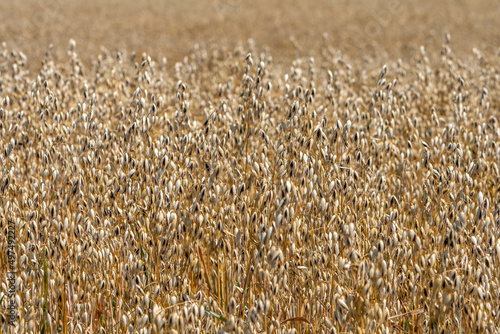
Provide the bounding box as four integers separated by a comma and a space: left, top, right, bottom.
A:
388, 309, 424, 320
240, 250, 254, 320
41, 248, 48, 334
206, 309, 227, 323
280, 316, 311, 326
62, 280, 67, 334
198, 245, 213, 295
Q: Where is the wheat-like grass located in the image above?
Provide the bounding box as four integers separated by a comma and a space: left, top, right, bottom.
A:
0, 35, 499, 334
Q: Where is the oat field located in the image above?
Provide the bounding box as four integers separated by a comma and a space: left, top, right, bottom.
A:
0, 1, 500, 333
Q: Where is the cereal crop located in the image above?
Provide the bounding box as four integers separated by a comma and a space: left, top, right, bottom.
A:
0, 1, 499, 333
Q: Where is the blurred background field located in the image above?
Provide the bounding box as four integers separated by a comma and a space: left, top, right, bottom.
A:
1, 0, 499, 70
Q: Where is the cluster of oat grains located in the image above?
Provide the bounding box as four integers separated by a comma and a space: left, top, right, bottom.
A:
0, 39, 499, 333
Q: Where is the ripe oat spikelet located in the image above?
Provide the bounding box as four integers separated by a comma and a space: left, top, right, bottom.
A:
0, 34, 498, 334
